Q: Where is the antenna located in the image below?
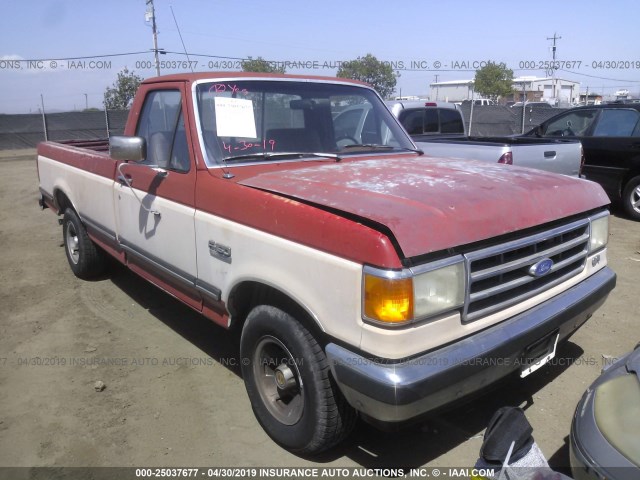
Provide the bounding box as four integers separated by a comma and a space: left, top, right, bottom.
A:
170, 6, 194, 73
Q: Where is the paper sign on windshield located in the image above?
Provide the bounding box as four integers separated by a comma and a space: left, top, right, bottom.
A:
214, 97, 257, 138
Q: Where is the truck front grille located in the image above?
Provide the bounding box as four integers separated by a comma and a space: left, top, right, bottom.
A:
463, 218, 590, 322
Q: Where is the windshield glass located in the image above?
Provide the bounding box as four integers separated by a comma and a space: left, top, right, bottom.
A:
194, 80, 415, 166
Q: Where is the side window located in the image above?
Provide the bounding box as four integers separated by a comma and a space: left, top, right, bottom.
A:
592, 109, 640, 137
543, 110, 598, 137
439, 109, 464, 134
136, 90, 190, 172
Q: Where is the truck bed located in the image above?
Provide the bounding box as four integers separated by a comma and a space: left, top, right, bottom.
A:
415, 136, 582, 176
56, 138, 110, 152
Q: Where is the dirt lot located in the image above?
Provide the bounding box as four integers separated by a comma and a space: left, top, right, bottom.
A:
0, 150, 638, 471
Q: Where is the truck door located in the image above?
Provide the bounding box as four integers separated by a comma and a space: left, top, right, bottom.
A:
115, 86, 200, 309
581, 108, 640, 198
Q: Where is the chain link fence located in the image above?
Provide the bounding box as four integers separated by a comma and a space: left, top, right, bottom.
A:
0, 106, 568, 150
459, 105, 569, 136
0, 110, 129, 150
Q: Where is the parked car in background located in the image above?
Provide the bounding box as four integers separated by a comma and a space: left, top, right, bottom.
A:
378, 101, 583, 176
511, 101, 555, 110
334, 101, 582, 176
461, 98, 495, 106
414, 136, 583, 176
570, 343, 640, 479
524, 104, 640, 220
385, 100, 465, 138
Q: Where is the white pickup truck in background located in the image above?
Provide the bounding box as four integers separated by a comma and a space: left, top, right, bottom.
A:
413, 135, 584, 177
334, 100, 584, 176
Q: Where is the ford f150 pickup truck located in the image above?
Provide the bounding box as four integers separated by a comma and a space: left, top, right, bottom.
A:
37, 72, 616, 454
335, 100, 584, 176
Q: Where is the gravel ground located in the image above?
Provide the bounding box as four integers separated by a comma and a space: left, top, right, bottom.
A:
0, 150, 637, 472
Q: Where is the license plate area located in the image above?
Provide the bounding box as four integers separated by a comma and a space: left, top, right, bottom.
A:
520, 330, 559, 378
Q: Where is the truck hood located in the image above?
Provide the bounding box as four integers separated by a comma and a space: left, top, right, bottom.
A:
239, 156, 610, 259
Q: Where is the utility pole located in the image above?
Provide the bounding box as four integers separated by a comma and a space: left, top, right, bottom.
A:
146, 0, 161, 77
84, 93, 88, 110
521, 81, 527, 134
547, 33, 561, 103
40, 94, 48, 141
434, 74, 439, 100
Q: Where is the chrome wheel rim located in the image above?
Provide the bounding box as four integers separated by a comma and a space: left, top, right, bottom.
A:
631, 185, 640, 214
65, 221, 80, 264
252, 336, 303, 425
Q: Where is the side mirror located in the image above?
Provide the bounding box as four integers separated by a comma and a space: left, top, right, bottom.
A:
110, 136, 146, 162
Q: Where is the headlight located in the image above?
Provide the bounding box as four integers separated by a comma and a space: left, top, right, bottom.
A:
589, 213, 609, 253
414, 261, 465, 318
363, 258, 465, 326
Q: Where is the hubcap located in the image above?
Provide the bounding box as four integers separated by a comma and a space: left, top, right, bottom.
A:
253, 336, 303, 426
65, 221, 80, 264
274, 364, 297, 393
631, 186, 640, 214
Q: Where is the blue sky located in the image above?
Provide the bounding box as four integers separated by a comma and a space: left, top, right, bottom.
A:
1, 0, 639, 113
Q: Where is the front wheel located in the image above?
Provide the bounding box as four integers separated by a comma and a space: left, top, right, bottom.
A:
240, 305, 355, 454
622, 176, 640, 221
62, 208, 106, 279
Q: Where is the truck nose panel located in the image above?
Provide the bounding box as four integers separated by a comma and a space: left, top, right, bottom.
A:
326, 267, 615, 423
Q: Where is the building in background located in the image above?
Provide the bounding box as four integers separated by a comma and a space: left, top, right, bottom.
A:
509, 76, 580, 105
429, 76, 581, 105
429, 80, 474, 102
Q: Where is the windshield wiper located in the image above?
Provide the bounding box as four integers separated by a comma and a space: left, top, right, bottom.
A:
341, 143, 393, 150
224, 151, 342, 163
341, 144, 424, 155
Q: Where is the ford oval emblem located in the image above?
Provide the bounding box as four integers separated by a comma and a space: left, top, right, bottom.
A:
529, 258, 554, 277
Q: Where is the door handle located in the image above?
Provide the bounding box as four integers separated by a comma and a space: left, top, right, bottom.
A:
544, 151, 556, 158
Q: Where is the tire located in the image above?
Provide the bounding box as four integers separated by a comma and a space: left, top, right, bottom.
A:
622, 176, 640, 221
240, 305, 356, 454
62, 208, 106, 279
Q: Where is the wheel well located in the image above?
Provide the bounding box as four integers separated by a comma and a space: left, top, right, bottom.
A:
54, 189, 74, 215
622, 171, 640, 194
228, 282, 326, 343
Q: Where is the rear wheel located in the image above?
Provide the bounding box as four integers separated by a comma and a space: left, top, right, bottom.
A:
240, 305, 356, 454
622, 176, 640, 221
62, 208, 106, 279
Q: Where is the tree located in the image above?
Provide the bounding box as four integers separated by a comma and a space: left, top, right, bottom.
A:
473, 61, 514, 101
241, 56, 285, 74
103, 68, 143, 110
336, 54, 397, 99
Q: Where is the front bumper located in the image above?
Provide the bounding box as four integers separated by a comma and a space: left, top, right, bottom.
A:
326, 267, 616, 423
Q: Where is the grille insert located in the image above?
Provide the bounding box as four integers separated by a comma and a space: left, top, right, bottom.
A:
463, 219, 590, 322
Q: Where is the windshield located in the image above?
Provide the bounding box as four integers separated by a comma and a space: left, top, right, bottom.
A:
194, 80, 415, 166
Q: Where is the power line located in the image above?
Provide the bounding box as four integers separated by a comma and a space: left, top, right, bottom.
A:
558, 69, 640, 83
11, 51, 152, 62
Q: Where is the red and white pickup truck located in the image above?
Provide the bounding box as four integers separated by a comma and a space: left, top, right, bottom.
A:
37, 73, 616, 454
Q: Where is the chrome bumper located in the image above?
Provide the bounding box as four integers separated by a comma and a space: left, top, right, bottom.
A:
326, 267, 616, 423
